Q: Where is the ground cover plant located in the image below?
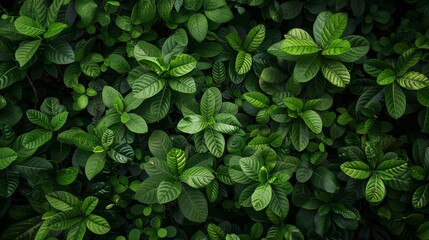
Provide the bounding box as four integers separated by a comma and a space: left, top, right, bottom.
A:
1, 0, 429, 239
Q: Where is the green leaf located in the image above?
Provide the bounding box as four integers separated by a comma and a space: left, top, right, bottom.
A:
47, 0, 65, 27
45, 41, 75, 64
340, 161, 372, 179
26, 110, 51, 130
243, 92, 270, 109
125, 113, 148, 134
55, 167, 79, 185
299, 110, 323, 134
0, 170, 19, 198
226, 32, 242, 51
313, 11, 333, 46
365, 175, 386, 203
180, 167, 214, 188
335, 35, 370, 62
81, 196, 98, 216
364, 59, 393, 77
157, 180, 182, 204
85, 153, 105, 180
384, 83, 406, 119
0, 63, 25, 90
102, 86, 123, 109
0, 148, 18, 170
204, 128, 225, 158
75, 0, 97, 26
204, 5, 234, 23
187, 13, 208, 43
319, 12, 348, 47
15, 39, 41, 67
135, 176, 164, 204
269, 186, 290, 218
167, 148, 186, 175
377, 69, 396, 85
235, 51, 253, 75
321, 39, 351, 56
85, 214, 111, 235
107, 54, 130, 73
239, 157, 261, 181
168, 75, 196, 93
178, 185, 208, 223
14, 16, 45, 37
375, 160, 407, 180
294, 54, 321, 82
168, 54, 197, 77
397, 71, 429, 90
413, 185, 429, 208
396, 48, 422, 76
45, 191, 81, 211
149, 130, 173, 159
291, 120, 309, 152
284, 97, 303, 112
177, 115, 207, 134
207, 223, 226, 240
244, 24, 266, 52
22, 129, 53, 149
280, 38, 320, 55
141, 88, 171, 123
15, 157, 53, 181
311, 167, 339, 193
251, 183, 272, 211
321, 60, 350, 87
416, 221, 429, 240
48, 209, 82, 230
128, 72, 165, 99
212, 114, 241, 134
50, 112, 69, 131
43, 22, 68, 38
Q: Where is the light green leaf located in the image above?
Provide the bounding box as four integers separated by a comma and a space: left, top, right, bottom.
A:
204, 128, 225, 158
85, 153, 105, 180
377, 69, 396, 85
397, 71, 429, 90
251, 183, 272, 211
157, 180, 182, 204
340, 161, 372, 179
180, 166, 214, 188
15, 39, 41, 67
204, 5, 233, 24
55, 167, 79, 186
107, 54, 130, 74
321, 39, 351, 56
280, 38, 320, 55
178, 185, 208, 222
187, 13, 208, 43
167, 148, 186, 175
50, 112, 69, 131
43, 22, 68, 38
0, 148, 18, 170
239, 157, 261, 181
125, 113, 148, 134
319, 12, 348, 47
22, 129, 53, 149
85, 214, 111, 235
244, 24, 266, 52
168, 54, 197, 77
49, 209, 82, 230
384, 83, 406, 119
14, 16, 45, 37
81, 196, 98, 216
75, 0, 97, 26
284, 97, 303, 112
235, 51, 253, 75
102, 86, 123, 109
243, 92, 270, 109
128, 72, 165, 99
226, 32, 242, 51
169, 75, 196, 93
177, 115, 207, 134
321, 60, 350, 87
375, 159, 408, 180
299, 110, 323, 134
413, 185, 429, 208
45, 191, 81, 211
313, 11, 333, 46
365, 175, 386, 203
335, 35, 370, 62
45, 41, 75, 64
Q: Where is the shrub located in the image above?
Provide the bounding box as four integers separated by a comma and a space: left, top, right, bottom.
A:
1, 0, 429, 239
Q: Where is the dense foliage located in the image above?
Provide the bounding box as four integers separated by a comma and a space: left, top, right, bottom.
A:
1, 0, 429, 239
